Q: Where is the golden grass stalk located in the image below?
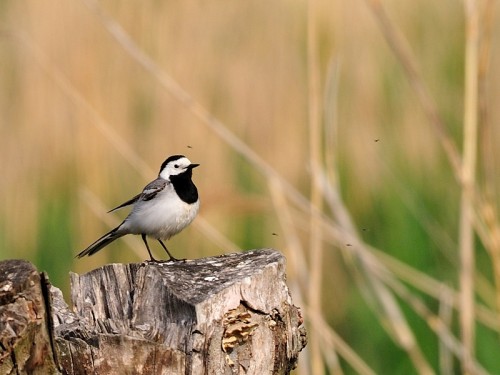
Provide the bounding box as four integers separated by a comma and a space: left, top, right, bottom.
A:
306, 0, 325, 372
438, 287, 454, 375
268, 178, 311, 375
268, 177, 309, 290
317, 165, 434, 372
315, 215, 500, 334
476, 0, 500, 321
323, 58, 340, 188
459, 1, 480, 371
477, 0, 496, 200
364, 0, 499, 266
363, 1, 500, 372
363, 0, 462, 177
381, 273, 490, 375
307, 308, 376, 375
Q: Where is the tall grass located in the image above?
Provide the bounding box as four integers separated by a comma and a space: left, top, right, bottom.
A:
1, 0, 500, 373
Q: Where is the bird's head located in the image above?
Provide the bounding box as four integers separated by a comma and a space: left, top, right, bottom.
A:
159, 155, 199, 180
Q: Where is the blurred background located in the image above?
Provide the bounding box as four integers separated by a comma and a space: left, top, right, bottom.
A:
1, 0, 500, 373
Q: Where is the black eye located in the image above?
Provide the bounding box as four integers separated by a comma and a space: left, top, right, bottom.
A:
174, 164, 179, 168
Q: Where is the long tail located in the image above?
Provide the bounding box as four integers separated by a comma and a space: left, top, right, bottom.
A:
77, 226, 125, 258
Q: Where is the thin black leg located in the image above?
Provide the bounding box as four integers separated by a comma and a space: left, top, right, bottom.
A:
142, 234, 158, 262
158, 240, 181, 261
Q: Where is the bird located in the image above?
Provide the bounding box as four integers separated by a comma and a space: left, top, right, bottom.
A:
77, 155, 200, 262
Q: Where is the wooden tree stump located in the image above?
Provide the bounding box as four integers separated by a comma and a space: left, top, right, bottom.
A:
1, 249, 307, 374
0, 260, 59, 375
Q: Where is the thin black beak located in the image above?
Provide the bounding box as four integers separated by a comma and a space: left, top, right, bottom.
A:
188, 163, 200, 169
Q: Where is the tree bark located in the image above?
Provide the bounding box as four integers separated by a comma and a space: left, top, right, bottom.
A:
1, 249, 306, 374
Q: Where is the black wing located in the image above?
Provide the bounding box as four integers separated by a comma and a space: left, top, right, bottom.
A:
108, 178, 168, 213
108, 193, 141, 213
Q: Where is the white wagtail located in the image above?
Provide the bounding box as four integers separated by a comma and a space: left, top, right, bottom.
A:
77, 155, 200, 262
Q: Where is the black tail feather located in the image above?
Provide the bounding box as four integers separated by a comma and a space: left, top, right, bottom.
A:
77, 226, 124, 258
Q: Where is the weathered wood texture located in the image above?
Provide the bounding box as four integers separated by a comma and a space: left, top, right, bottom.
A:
0, 260, 59, 375
1, 249, 306, 374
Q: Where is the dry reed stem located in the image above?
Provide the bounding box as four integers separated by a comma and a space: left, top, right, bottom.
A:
316, 215, 494, 374
290, 176, 500, 334
268, 178, 313, 375
367, 242, 500, 335
459, 0, 480, 372
370, 273, 435, 375
438, 286, 454, 375
367, 0, 500, 336
317, 167, 434, 373
476, 0, 500, 318
364, 0, 462, 177
380, 273, 489, 375
307, 308, 376, 375
268, 178, 309, 291
306, 0, 325, 372
373, 247, 500, 332
313, 198, 498, 372
313, 207, 500, 333
365, 0, 500, 264
323, 59, 340, 188
318, 148, 433, 374
478, 0, 496, 201
363, 1, 500, 373
481, 206, 500, 312
376, 144, 500, 320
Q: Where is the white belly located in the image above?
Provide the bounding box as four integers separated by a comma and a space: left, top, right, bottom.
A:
121, 190, 200, 240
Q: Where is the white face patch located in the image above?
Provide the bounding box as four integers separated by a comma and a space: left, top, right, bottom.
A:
159, 157, 193, 179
